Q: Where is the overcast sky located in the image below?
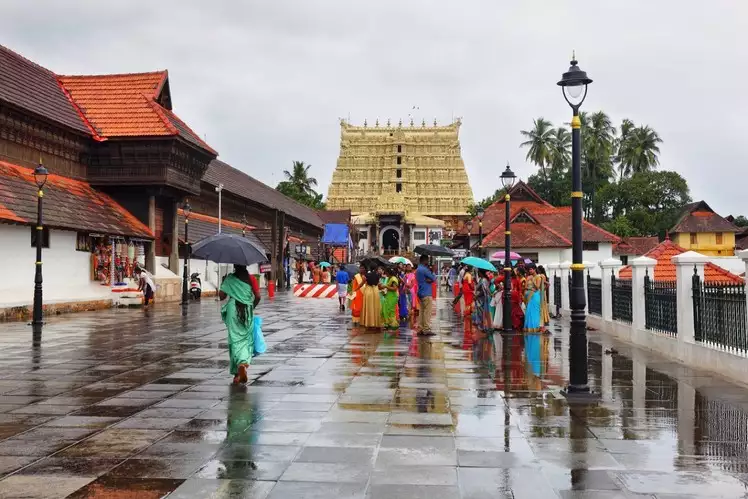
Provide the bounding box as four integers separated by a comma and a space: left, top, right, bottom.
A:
2, 1, 746, 215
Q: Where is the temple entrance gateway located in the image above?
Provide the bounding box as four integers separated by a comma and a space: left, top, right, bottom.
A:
381, 228, 400, 253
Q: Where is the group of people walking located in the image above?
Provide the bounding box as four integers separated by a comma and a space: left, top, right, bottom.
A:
348, 255, 436, 336
454, 261, 550, 334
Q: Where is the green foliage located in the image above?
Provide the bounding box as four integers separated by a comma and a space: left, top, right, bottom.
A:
732, 215, 748, 228
519, 113, 675, 237
276, 161, 325, 209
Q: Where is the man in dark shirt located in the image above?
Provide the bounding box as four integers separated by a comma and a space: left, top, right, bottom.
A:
415, 255, 436, 335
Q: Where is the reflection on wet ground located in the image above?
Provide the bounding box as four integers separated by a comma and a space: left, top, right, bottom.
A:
0, 294, 746, 497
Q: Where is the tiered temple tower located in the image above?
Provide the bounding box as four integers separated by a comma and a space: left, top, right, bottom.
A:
326, 118, 474, 253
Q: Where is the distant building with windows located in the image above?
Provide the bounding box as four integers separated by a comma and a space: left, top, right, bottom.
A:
669, 201, 739, 256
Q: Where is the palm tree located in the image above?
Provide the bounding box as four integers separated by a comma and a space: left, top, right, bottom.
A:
282, 161, 318, 196
520, 118, 555, 180
548, 127, 571, 170
618, 125, 662, 177
582, 111, 616, 220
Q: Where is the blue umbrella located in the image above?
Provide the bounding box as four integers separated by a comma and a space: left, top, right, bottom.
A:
191, 233, 268, 265
460, 256, 497, 272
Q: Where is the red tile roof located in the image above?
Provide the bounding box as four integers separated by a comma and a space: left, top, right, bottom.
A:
670, 201, 739, 234
57, 72, 216, 154
614, 236, 660, 256
475, 181, 619, 249
0, 160, 153, 238
0, 45, 90, 134
618, 239, 742, 283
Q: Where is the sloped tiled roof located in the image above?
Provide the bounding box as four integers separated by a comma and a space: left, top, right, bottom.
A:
0, 160, 152, 238
614, 236, 660, 256
670, 200, 739, 234
176, 209, 266, 254
0, 45, 90, 134
618, 239, 742, 283
475, 181, 618, 249
203, 160, 324, 229
319, 210, 351, 224
58, 72, 216, 155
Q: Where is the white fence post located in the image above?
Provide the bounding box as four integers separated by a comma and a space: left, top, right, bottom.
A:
631, 256, 656, 331
672, 251, 708, 344
739, 250, 748, 329
583, 260, 595, 314
560, 261, 571, 312
599, 258, 622, 322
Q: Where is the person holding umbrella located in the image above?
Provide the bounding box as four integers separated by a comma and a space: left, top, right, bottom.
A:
218, 265, 260, 385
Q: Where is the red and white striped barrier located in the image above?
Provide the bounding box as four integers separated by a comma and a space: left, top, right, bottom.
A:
293, 284, 338, 298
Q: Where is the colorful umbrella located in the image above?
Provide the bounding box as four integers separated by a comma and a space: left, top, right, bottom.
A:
388, 256, 409, 264
319, 261, 331, 268
490, 250, 522, 261
460, 256, 497, 272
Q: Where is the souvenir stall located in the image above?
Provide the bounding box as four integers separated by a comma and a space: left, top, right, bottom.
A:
80, 233, 148, 305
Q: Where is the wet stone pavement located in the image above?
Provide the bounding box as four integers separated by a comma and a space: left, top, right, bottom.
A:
0, 294, 746, 498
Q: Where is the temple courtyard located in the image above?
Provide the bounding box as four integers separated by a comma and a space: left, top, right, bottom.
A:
0, 295, 745, 498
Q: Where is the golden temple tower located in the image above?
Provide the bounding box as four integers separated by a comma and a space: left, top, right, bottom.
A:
327, 118, 473, 253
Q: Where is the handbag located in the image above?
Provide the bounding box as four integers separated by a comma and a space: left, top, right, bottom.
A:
252, 316, 267, 356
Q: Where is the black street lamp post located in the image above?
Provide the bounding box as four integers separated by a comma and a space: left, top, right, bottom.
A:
181, 199, 191, 306
500, 164, 516, 335
466, 220, 473, 256
477, 206, 485, 258
558, 54, 593, 397
31, 161, 49, 334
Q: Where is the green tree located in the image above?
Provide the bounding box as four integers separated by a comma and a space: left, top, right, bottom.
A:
581, 111, 616, 221
618, 125, 662, 177
601, 215, 640, 238
520, 118, 555, 181
468, 188, 506, 216
282, 161, 318, 196
597, 170, 691, 236
548, 127, 571, 170
276, 182, 326, 209
732, 215, 748, 228
527, 164, 571, 208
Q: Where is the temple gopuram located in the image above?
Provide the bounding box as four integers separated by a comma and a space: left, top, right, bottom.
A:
326, 118, 474, 254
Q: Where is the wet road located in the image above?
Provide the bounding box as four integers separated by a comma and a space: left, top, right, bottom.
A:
0, 293, 746, 498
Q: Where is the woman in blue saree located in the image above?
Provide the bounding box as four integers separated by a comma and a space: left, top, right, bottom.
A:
523, 265, 543, 334
398, 264, 410, 322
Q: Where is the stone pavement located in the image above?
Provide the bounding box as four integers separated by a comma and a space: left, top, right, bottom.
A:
0, 293, 746, 498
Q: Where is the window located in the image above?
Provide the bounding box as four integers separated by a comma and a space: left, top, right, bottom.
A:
396, 169, 402, 178
397, 156, 402, 165
76, 233, 91, 252
396, 183, 402, 193
621, 255, 629, 265
690, 233, 697, 245
397, 145, 402, 153
582, 242, 599, 251
413, 231, 426, 241
716, 232, 723, 245
30, 227, 50, 248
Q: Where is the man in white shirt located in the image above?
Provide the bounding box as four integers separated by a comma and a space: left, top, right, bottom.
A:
135, 267, 156, 307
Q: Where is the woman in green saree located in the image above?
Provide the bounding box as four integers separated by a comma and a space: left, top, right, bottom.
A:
219, 265, 261, 384
381, 266, 400, 330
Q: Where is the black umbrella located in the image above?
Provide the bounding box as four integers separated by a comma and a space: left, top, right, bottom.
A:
191, 233, 268, 265
414, 244, 454, 257
343, 264, 359, 278
360, 255, 391, 268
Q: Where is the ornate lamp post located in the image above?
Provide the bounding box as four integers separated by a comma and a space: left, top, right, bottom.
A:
477, 206, 485, 258
31, 160, 49, 334
558, 54, 593, 397
181, 199, 191, 306
500, 163, 517, 336
466, 220, 473, 256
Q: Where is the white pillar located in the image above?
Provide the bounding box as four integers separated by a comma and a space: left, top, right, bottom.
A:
739, 249, 748, 329
599, 258, 623, 322
672, 251, 708, 343
631, 256, 657, 331
560, 261, 571, 312
547, 263, 560, 309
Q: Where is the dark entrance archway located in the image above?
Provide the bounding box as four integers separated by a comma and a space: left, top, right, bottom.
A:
382, 228, 400, 252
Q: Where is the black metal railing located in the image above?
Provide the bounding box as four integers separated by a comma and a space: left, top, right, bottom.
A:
611, 273, 632, 323
644, 270, 677, 336
553, 275, 561, 309
587, 273, 602, 316
695, 392, 748, 475
693, 269, 747, 353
